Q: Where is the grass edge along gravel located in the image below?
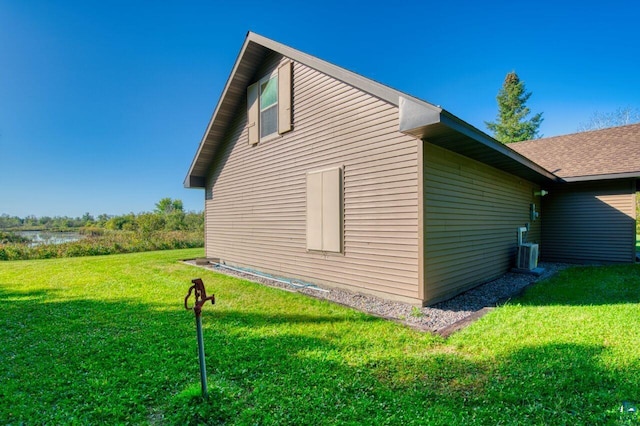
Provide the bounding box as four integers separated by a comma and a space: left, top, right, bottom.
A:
1, 250, 639, 425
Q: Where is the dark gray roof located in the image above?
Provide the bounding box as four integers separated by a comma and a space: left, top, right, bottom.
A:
185, 32, 559, 188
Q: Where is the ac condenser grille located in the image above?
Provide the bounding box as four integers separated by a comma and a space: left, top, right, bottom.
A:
517, 243, 539, 270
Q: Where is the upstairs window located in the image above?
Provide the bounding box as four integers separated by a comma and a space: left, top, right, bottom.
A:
259, 75, 278, 139
247, 61, 292, 145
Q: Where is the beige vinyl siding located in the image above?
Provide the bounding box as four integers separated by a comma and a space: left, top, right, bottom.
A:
423, 142, 541, 305
205, 55, 421, 303
541, 180, 636, 263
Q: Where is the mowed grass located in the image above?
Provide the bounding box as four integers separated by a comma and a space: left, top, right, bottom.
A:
1, 250, 639, 425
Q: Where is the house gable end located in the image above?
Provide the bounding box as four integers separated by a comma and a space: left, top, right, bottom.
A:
185, 32, 441, 189
185, 32, 558, 190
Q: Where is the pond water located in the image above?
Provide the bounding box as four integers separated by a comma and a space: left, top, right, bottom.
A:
17, 231, 84, 246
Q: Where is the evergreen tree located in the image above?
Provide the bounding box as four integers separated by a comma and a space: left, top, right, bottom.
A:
485, 72, 543, 143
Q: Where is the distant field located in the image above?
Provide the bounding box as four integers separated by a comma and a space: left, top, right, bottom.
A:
1, 249, 639, 424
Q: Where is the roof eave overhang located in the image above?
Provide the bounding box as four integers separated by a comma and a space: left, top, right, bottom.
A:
183, 34, 258, 189
398, 96, 560, 185
561, 171, 640, 183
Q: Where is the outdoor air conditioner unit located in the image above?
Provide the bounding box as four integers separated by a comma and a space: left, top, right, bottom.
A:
517, 243, 539, 270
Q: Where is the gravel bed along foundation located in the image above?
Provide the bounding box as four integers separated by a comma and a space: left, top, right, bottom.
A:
185, 260, 569, 335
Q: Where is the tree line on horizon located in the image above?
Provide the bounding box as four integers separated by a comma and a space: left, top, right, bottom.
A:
0, 198, 203, 234
0, 198, 204, 260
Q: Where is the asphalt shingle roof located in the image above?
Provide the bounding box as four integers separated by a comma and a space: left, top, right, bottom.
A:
510, 123, 640, 180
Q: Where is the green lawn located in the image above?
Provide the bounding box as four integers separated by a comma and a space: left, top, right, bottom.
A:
1, 249, 639, 425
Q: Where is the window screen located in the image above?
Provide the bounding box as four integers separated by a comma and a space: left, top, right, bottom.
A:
260, 75, 278, 139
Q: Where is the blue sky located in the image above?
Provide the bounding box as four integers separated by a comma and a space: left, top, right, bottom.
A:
1, 0, 639, 217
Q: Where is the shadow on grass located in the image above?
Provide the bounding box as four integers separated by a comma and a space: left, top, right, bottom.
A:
515, 264, 640, 307
0, 287, 198, 424
1, 286, 638, 425
170, 327, 640, 425
0, 286, 376, 425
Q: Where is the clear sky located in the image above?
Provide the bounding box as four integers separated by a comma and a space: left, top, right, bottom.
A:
1, 0, 639, 217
